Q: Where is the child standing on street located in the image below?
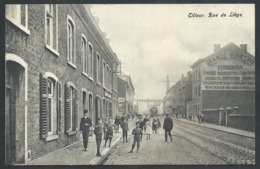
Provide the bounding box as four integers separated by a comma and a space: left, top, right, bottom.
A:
93, 118, 104, 157
121, 118, 129, 142
104, 118, 114, 147
128, 122, 143, 153
145, 118, 152, 140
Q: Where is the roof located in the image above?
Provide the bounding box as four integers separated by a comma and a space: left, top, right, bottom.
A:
191, 42, 255, 68
118, 72, 135, 92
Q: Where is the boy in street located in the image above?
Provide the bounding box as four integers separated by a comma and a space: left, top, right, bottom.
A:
128, 122, 143, 153
121, 118, 128, 142
163, 113, 173, 142
104, 118, 114, 147
94, 118, 104, 157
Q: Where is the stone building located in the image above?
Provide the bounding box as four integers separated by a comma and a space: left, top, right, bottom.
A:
5, 4, 120, 165
190, 43, 255, 131
117, 73, 135, 117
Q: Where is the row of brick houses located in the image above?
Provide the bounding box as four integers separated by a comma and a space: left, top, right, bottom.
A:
163, 42, 255, 131
5, 4, 121, 165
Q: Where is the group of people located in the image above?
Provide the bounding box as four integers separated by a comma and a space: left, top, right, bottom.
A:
128, 113, 174, 153
79, 109, 174, 156
79, 111, 130, 157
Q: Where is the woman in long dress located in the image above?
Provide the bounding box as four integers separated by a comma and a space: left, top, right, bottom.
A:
152, 117, 158, 133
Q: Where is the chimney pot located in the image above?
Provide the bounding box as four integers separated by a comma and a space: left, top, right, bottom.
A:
240, 44, 247, 53
214, 44, 221, 52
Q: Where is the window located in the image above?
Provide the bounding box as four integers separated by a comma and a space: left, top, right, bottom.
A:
110, 69, 112, 90
102, 61, 106, 87
82, 90, 87, 111
40, 73, 61, 141
65, 82, 77, 134
96, 53, 100, 84
88, 43, 93, 79
5, 4, 29, 34
81, 35, 87, 74
106, 65, 109, 88
89, 93, 93, 123
198, 85, 201, 97
67, 16, 76, 67
45, 4, 59, 55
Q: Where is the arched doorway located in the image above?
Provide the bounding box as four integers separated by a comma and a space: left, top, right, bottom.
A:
5, 56, 27, 165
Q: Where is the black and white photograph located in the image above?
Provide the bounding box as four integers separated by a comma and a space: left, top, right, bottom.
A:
4, 3, 255, 166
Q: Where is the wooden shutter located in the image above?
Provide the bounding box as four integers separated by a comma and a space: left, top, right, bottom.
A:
57, 81, 62, 134
74, 88, 78, 131
40, 73, 48, 139
65, 83, 71, 133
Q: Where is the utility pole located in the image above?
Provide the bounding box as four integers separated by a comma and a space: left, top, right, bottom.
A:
162, 75, 177, 92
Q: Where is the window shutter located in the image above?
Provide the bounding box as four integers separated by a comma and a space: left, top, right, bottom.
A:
40, 73, 49, 139
57, 81, 62, 134
74, 88, 78, 131
65, 83, 70, 133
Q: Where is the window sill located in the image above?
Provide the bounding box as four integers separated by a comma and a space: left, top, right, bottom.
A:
67, 130, 77, 136
82, 71, 88, 78
88, 76, 94, 82
45, 134, 59, 142
68, 62, 77, 69
97, 82, 101, 86
6, 17, 30, 35
113, 89, 118, 93
45, 44, 60, 57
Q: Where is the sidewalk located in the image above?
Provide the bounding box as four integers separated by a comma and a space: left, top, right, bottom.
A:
27, 119, 136, 165
176, 118, 255, 139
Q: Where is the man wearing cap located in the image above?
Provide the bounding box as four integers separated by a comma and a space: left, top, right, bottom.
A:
163, 113, 173, 142
80, 110, 92, 151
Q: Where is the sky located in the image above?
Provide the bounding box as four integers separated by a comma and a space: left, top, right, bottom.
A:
90, 4, 255, 100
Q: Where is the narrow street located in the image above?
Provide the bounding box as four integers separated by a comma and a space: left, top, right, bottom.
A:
103, 117, 255, 165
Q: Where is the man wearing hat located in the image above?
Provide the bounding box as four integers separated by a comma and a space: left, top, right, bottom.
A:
80, 110, 92, 151
163, 113, 173, 142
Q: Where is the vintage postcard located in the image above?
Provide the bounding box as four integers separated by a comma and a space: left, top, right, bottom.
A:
5, 3, 255, 165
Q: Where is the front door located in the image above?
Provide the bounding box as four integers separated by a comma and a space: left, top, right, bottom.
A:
5, 87, 16, 165
5, 61, 26, 165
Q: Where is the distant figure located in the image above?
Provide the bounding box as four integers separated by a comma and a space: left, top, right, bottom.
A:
128, 122, 143, 153
163, 113, 173, 142
145, 118, 152, 140
93, 118, 104, 157
114, 114, 120, 133
137, 116, 145, 141
80, 110, 92, 151
121, 118, 129, 142
156, 116, 161, 129
104, 118, 114, 147
201, 113, 204, 123
152, 117, 158, 133
143, 115, 149, 134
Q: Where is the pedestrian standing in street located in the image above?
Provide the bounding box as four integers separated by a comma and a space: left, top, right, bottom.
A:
94, 118, 104, 157
128, 122, 143, 153
152, 117, 158, 133
121, 118, 129, 142
145, 118, 152, 140
163, 113, 173, 142
156, 115, 161, 129
137, 116, 145, 141
104, 118, 114, 147
114, 114, 120, 133
143, 115, 149, 134
80, 110, 92, 151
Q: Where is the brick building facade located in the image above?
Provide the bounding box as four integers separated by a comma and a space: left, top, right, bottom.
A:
117, 73, 135, 116
190, 43, 255, 131
163, 43, 255, 131
5, 4, 119, 165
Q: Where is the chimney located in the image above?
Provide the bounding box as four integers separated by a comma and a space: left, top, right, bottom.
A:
240, 44, 247, 53
187, 71, 191, 77
214, 44, 221, 52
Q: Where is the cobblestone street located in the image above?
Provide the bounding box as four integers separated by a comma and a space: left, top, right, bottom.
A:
103, 117, 255, 165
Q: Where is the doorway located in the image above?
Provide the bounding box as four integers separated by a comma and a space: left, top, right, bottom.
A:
5, 60, 26, 165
